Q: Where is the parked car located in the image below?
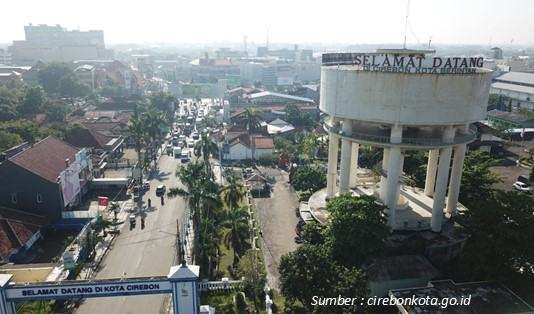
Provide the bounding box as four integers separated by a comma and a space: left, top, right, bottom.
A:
513, 181, 530, 193
156, 185, 166, 196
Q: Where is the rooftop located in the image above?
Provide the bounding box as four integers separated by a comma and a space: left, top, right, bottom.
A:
390, 280, 534, 314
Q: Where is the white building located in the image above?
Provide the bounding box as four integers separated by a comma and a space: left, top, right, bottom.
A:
490, 72, 534, 111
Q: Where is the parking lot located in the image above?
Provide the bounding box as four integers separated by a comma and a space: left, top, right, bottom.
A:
490, 139, 534, 192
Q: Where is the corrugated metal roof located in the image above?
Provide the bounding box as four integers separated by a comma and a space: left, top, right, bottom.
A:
494, 72, 534, 85
491, 82, 534, 95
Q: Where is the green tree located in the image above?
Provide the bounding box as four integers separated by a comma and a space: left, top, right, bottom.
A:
149, 91, 177, 115
194, 131, 219, 174
324, 194, 390, 268
284, 103, 315, 127
221, 174, 245, 208
168, 161, 221, 264
222, 206, 250, 266
0, 119, 39, 144
237, 107, 263, 158
237, 251, 267, 312
459, 151, 502, 208
458, 190, 534, 283
142, 108, 167, 167
0, 104, 20, 122
19, 85, 45, 115
38, 62, 75, 95
291, 166, 327, 194
198, 217, 221, 279
300, 222, 325, 245
129, 111, 148, 184
0, 130, 23, 151
279, 244, 369, 313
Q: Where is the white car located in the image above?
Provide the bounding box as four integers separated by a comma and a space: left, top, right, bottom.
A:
513, 181, 531, 193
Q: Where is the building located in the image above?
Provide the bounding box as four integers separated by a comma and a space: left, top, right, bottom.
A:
0, 137, 93, 219
364, 255, 440, 297
75, 64, 95, 89
389, 280, 534, 314
9, 24, 113, 66
318, 50, 492, 235
490, 72, 534, 111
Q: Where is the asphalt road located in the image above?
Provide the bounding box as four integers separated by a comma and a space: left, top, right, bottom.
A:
75, 152, 187, 314
254, 166, 300, 290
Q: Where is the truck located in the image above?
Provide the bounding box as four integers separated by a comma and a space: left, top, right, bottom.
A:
173, 147, 182, 158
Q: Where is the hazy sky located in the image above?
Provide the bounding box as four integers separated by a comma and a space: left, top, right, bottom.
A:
2, 0, 533, 47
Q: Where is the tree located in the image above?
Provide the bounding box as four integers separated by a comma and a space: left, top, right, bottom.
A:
149, 91, 177, 115
324, 194, 390, 268
284, 103, 315, 127
19, 85, 45, 115
291, 166, 327, 194
222, 206, 250, 266
237, 107, 263, 159
0, 119, 39, 144
300, 221, 325, 245
38, 62, 75, 95
194, 131, 219, 174
237, 251, 267, 312
0, 130, 23, 151
459, 151, 502, 208
279, 244, 370, 313
168, 161, 221, 264
142, 108, 167, 167
129, 110, 148, 185
221, 174, 245, 208
458, 190, 534, 285
198, 217, 221, 279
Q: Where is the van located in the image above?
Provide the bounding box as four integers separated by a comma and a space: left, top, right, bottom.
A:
181, 150, 190, 163
517, 175, 534, 186
173, 147, 182, 158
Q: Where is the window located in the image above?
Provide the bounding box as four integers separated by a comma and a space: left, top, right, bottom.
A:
37, 194, 43, 203
11, 193, 17, 204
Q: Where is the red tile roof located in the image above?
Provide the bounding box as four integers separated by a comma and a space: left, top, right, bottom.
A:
65, 129, 113, 150
254, 136, 274, 149
228, 133, 251, 148
8, 136, 80, 183
0, 208, 47, 261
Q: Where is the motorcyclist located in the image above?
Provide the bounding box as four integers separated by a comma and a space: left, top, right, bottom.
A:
160, 195, 164, 205
147, 198, 151, 208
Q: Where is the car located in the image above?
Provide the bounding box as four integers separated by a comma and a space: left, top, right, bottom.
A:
155, 185, 166, 196
513, 181, 530, 193
187, 139, 195, 148
192, 132, 200, 140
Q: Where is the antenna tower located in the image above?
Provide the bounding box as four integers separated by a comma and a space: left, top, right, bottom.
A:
403, 0, 410, 49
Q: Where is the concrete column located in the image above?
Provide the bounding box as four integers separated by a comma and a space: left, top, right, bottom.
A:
430, 126, 456, 232
326, 134, 340, 199
424, 149, 439, 196
378, 148, 390, 201
339, 119, 353, 194
385, 125, 403, 228
385, 147, 402, 228
349, 142, 360, 187
0, 274, 16, 314
446, 144, 467, 215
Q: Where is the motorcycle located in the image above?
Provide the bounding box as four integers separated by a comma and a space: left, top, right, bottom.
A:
141, 217, 145, 229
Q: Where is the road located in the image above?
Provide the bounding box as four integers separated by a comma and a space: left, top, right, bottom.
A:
76, 152, 187, 314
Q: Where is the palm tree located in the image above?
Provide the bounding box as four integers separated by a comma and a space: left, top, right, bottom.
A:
221, 174, 245, 208
198, 217, 221, 279
167, 161, 221, 263
237, 107, 263, 159
129, 112, 148, 184
142, 108, 167, 167
222, 206, 250, 266
193, 131, 219, 174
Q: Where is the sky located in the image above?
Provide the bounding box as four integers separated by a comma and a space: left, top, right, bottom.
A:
1, 0, 533, 47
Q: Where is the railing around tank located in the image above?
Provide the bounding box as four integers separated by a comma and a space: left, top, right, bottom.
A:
323, 119, 477, 148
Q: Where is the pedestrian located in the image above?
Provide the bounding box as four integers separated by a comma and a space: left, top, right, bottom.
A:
148, 198, 151, 208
